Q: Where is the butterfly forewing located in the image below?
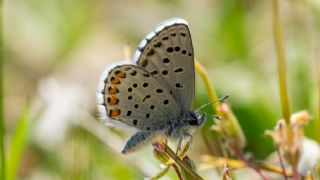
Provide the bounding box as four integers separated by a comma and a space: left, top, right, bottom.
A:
134, 20, 195, 112
97, 64, 180, 131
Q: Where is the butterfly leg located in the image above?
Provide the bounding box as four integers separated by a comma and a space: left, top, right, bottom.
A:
185, 133, 193, 150
175, 137, 183, 155
164, 137, 169, 151
122, 131, 154, 154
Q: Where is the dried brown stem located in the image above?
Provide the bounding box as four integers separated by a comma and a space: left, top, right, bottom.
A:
234, 149, 269, 180
276, 144, 288, 180
172, 164, 183, 180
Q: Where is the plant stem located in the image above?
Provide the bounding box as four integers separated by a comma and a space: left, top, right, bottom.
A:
234, 149, 269, 180
271, 0, 291, 126
195, 60, 220, 112
316, 52, 320, 143
255, 162, 291, 177
0, 0, 5, 178
221, 164, 231, 180
172, 164, 183, 180
271, 1, 301, 178
151, 166, 170, 180
292, 165, 300, 180
202, 155, 293, 176
271, 0, 292, 128
195, 59, 230, 157
276, 144, 288, 180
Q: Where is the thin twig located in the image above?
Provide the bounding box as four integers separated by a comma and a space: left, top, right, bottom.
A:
255, 162, 292, 177
222, 164, 232, 180
202, 155, 293, 177
234, 149, 269, 180
172, 164, 183, 180
276, 144, 288, 180
292, 165, 300, 180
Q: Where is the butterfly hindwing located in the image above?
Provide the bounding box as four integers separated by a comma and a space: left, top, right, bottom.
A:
97, 63, 180, 131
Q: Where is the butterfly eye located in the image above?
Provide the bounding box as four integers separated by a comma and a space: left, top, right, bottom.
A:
188, 120, 198, 126
189, 112, 205, 126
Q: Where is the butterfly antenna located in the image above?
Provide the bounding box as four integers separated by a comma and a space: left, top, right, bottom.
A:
196, 95, 229, 112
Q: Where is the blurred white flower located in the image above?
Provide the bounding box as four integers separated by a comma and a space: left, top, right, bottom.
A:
33, 78, 87, 150
298, 138, 320, 176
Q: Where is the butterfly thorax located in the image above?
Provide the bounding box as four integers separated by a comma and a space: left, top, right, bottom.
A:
164, 111, 205, 138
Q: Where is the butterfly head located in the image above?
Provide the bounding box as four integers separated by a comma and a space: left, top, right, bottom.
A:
188, 111, 205, 126
187, 95, 229, 127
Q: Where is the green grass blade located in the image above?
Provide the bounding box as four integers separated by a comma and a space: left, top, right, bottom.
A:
0, 0, 5, 178
316, 53, 320, 143
6, 103, 30, 180
151, 166, 170, 180
271, 0, 291, 126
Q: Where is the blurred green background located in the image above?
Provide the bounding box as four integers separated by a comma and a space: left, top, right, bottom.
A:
2, 0, 320, 179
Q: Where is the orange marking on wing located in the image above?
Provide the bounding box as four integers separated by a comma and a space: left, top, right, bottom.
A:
111, 77, 121, 84
109, 109, 121, 117
108, 86, 119, 94
108, 96, 119, 105
117, 71, 126, 78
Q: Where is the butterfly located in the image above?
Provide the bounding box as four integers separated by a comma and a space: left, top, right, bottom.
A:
96, 17, 205, 154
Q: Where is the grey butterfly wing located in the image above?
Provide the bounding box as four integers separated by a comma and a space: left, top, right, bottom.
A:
97, 62, 180, 131
133, 18, 195, 112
